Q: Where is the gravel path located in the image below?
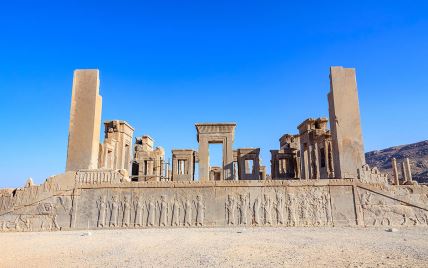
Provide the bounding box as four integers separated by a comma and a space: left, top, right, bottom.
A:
1, 227, 427, 267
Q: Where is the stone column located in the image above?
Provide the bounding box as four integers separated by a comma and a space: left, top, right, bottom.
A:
165, 162, 170, 180
254, 156, 261, 180
301, 145, 308, 180
401, 162, 408, 183
198, 137, 209, 182
293, 155, 300, 178
66, 69, 102, 171
392, 158, 399, 185
224, 134, 234, 180
260, 166, 266, 180
147, 161, 154, 176
328, 66, 365, 179
313, 142, 320, 179
308, 145, 313, 179
404, 158, 413, 183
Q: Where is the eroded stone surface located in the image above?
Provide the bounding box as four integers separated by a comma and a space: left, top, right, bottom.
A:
66, 69, 102, 171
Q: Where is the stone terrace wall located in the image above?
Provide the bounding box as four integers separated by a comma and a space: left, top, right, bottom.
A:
0, 176, 427, 232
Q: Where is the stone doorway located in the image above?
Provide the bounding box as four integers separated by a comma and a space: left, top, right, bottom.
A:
195, 123, 236, 181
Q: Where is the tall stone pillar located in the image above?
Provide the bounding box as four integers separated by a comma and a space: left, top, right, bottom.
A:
328, 66, 365, 179
198, 137, 209, 182
313, 143, 320, 179
404, 158, 413, 183
392, 158, 399, 185
224, 133, 235, 180
401, 162, 408, 182
66, 69, 102, 171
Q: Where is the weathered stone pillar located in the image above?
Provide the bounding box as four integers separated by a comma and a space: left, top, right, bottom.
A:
401, 162, 408, 183
301, 145, 309, 180
260, 166, 267, 180
392, 158, 399, 185
294, 155, 301, 179
328, 66, 365, 179
165, 162, 170, 179
224, 133, 235, 180
308, 145, 314, 179
404, 158, 413, 183
66, 69, 102, 171
313, 143, 320, 179
198, 137, 209, 182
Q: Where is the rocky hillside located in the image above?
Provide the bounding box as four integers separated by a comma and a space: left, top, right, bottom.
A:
366, 140, 428, 184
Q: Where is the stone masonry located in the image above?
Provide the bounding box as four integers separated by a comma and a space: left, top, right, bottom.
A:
66, 69, 102, 171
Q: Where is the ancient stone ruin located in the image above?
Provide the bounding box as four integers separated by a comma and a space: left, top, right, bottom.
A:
1, 66, 427, 232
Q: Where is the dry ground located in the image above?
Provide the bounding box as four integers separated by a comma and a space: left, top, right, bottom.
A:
0, 227, 427, 267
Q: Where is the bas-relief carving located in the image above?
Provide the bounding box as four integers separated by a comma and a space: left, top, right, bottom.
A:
96, 196, 107, 227
0, 196, 72, 232
224, 187, 333, 227
109, 195, 120, 227
2, 183, 428, 232
360, 191, 428, 227
92, 191, 206, 229
194, 195, 205, 226
134, 196, 145, 227
171, 196, 181, 226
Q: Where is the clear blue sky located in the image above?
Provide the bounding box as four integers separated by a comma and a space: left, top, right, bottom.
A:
0, 1, 427, 188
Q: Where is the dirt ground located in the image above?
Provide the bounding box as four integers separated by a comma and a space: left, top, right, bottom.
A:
0, 227, 427, 267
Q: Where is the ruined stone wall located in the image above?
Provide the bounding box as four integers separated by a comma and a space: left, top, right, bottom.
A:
1, 173, 427, 232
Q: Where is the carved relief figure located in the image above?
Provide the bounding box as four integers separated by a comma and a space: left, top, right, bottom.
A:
37, 202, 60, 231
361, 192, 390, 226
253, 196, 261, 225
1, 221, 7, 231
147, 197, 156, 227
361, 191, 424, 226
171, 196, 181, 226
299, 193, 310, 226
158, 195, 169, 227
183, 198, 193, 226
96, 196, 107, 228
122, 196, 132, 227
237, 194, 250, 225
386, 205, 419, 226
322, 191, 333, 225
274, 192, 285, 225
194, 195, 205, 226
109, 195, 120, 227
286, 193, 297, 226
133, 196, 145, 227
312, 189, 323, 226
262, 194, 272, 225
225, 195, 236, 225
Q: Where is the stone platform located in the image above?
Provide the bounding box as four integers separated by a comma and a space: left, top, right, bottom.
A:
1, 170, 427, 232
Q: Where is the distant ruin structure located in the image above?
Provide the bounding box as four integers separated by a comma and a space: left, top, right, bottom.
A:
195, 123, 236, 181
132, 136, 165, 181
1, 66, 427, 233
298, 118, 334, 180
270, 134, 300, 179
171, 149, 197, 181
99, 120, 134, 173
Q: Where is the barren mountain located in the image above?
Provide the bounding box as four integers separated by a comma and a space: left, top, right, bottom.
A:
366, 140, 428, 184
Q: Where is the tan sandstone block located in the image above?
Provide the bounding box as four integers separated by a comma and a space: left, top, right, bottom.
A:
328, 66, 365, 179
66, 69, 102, 171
